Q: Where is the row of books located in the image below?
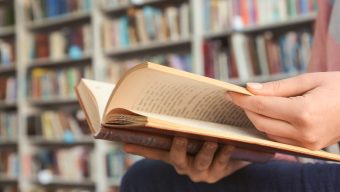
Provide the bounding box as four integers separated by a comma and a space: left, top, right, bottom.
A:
28, 188, 91, 192
107, 53, 192, 83
32, 147, 94, 182
0, 40, 15, 67
27, 110, 91, 142
204, 30, 313, 81
29, 24, 92, 61
103, 3, 190, 50
27, 0, 92, 21
204, 0, 318, 33
0, 4, 14, 27
0, 112, 17, 140
105, 146, 141, 180
29, 66, 93, 100
0, 77, 17, 102
0, 149, 19, 178
103, 0, 159, 7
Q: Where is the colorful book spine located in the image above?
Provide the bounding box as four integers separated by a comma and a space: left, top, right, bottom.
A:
0, 149, 19, 178
28, 0, 92, 21
103, 3, 190, 50
106, 53, 192, 83
0, 112, 18, 140
29, 24, 92, 61
203, 29, 314, 81
0, 4, 15, 27
0, 39, 16, 67
204, 0, 318, 33
29, 66, 93, 100
27, 110, 91, 141
0, 77, 17, 102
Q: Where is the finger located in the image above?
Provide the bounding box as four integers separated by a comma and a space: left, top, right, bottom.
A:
228, 92, 300, 121
245, 110, 298, 139
210, 145, 234, 174
246, 73, 321, 97
169, 137, 189, 173
123, 144, 169, 162
193, 142, 218, 172
266, 134, 301, 147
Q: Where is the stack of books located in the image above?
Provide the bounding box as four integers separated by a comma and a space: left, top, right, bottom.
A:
0, 112, 18, 140
204, 0, 318, 32
27, 110, 91, 141
103, 3, 190, 50
29, 66, 93, 100
107, 53, 192, 83
28, 24, 92, 61
0, 149, 19, 178
31, 147, 94, 181
0, 77, 17, 103
204, 30, 313, 80
27, 0, 92, 21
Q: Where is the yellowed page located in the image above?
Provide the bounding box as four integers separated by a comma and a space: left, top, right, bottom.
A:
105, 63, 253, 129
77, 79, 115, 132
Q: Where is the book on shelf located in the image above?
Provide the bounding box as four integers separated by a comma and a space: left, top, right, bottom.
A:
27, 0, 92, 21
0, 112, 18, 140
0, 4, 15, 27
204, 0, 317, 33
28, 24, 92, 62
203, 30, 313, 81
0, 39, 15, 67
0, 186, 18, 192
0, 149, 19, 178
76, 62, 340, 163
0, 77, 17, 103
31, 147, 94, 182
27, 110, 91, 142
29, 66, 93, 100
102, 2, 190, 50
107, 53, 192, 83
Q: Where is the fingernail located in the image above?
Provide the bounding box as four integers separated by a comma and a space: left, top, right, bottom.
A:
247, 83, 263, 90
225, 92, 233, 101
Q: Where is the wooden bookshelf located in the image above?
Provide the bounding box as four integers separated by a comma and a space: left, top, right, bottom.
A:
27, 11, 91, 31
27, 97, 78, 106
102, 0, 166, 14
0, 177, 18, 185
29, 136, 94, 147
0, 65, 16, 74
27, 55, 92, 69
31, 178, 96, 189
0, 101, 17, 109
0, 139, 17, 147
105, 38, 192, 57
0, 26, 15, 37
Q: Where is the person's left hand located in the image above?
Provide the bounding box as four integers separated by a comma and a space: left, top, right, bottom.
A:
227, 72, 340, 150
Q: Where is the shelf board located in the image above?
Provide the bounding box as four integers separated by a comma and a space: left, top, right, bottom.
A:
32, 178, 95, 189
29, 136, 94, 147
0, 101, 17, 109
0, 139, 17, 147
0, 177, 18, 185
105, 38, 192, 56
27, 11, 91, 31
0, 26, 15, 37
228, 72, 300, 86
28, 97, 78, 106
0, 65, 16, 74
204, 13, 317, 39
27, 55, 92, 69
102, 0, 165, 14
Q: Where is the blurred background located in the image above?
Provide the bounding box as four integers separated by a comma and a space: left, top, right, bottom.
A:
0, 0, 318, 191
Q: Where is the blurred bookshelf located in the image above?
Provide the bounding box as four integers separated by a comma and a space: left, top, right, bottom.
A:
2, 0, 318, 191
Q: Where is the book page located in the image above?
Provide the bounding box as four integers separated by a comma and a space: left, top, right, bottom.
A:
106, 64, 254, 129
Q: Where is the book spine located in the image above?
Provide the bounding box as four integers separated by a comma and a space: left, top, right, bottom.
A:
95, 128, 274, 163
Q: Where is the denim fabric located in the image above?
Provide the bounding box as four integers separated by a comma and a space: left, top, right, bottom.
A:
121, 159, 340, 192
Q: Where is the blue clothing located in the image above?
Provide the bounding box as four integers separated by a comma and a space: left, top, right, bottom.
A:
121, 159, 340, 192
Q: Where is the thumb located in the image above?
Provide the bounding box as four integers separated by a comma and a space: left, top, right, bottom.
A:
246, 74, 320, 97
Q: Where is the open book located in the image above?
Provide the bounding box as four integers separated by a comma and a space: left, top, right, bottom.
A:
76, 62, 340, 162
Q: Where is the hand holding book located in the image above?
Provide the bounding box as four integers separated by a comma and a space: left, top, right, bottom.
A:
229, 72, 340, 151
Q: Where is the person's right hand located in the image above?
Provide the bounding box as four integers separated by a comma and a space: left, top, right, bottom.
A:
124, 137, 250, 183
